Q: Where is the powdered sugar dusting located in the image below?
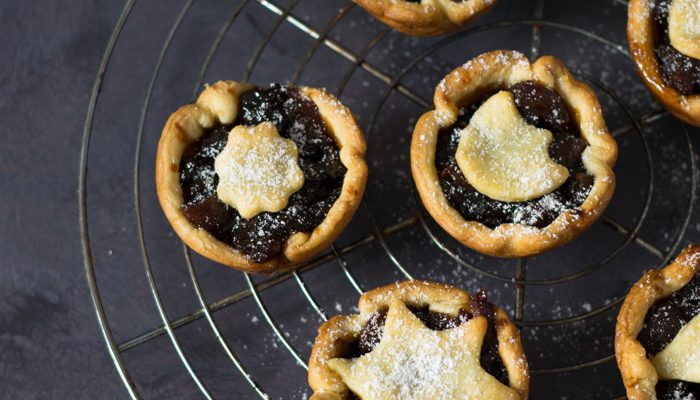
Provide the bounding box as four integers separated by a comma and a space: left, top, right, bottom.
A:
456, 91, 570, 203
328, 300, 519, 400
651, 312, 700, 383
671, 0, 700, 37
214, 122, 304, 219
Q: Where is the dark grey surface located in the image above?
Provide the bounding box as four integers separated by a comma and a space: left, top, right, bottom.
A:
4, 0, 700, 398
1, 0, 132, 398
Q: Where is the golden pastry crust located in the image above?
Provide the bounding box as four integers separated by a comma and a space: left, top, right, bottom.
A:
353, 0, 496, 36
155, 81, 368, 274
627, 0, 700, 127
615, 245, 700, 400
308, 280, 530, 400
410, 50, 618, 258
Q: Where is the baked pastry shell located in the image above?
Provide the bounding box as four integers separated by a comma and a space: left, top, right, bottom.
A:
155, 81, 368, 274
410, 50, 618, 258
615, 245, 700, 400
308, 280, 530, 400
353, 0, 496, 36
627, 0, 700, 127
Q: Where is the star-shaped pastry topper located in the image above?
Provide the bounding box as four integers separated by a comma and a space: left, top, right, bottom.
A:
456, 90, 569, 203
214, 121, 304, 219
327, 299, 520, 400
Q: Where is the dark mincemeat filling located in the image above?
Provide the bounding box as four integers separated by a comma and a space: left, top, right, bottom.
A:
637, 273, 700, 399
435, 80, 593, 229
179, 84, 346, 263
651, 0, 700, 95
342, 290, 508, 399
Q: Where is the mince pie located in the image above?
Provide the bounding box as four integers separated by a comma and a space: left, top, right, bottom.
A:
308, 280, 529, 400
353, 0, 496, 36
616, 245, 700, 400
410, 50, 618, 258
156, 81, 367, 274
628, 0, 700, 126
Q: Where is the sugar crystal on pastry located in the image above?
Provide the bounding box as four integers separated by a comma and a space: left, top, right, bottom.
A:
410, 50, 617, 257
326, 300, 519, 400
307, 280, 529, 400
669, 0, 700, 59
157, 81, 366, 268
455, 91, 569, 203
214, 121, 304, 219
628, 0, 700, 121
616, 246, 700, 399
652, 313, 700, 383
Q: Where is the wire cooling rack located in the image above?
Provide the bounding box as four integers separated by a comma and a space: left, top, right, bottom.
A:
79, 0, 700, 398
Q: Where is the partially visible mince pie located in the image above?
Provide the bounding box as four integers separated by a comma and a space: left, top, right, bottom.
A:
616, 245, 700, 399
308, 280, 529, 399
353, 0, 496, 36
410, 50, 618, 258
628, 0, 700, 126
156, 81, 367, 273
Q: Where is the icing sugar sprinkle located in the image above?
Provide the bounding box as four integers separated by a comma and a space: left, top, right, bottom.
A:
214, 122, 304, 219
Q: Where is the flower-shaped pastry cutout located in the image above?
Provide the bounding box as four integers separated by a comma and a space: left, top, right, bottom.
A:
327, 299, 520, 400
214, 121, 304, 219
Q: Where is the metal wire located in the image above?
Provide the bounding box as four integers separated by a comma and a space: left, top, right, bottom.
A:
118, 217, 415, 353
192, 0, 252, 100
359, 21, 658, 292
132, 1, 214, 398
257, 0, 430, 107
79, 1, 140, 398
408, 70, 657, 287
79, 0, 697, 398
531, 355, 617, 375
288, 0, 357, 318
517, 0, 540, 317
183, 2, 267, 397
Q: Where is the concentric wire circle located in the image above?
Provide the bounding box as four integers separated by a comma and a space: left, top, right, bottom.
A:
80, 1, 697, 398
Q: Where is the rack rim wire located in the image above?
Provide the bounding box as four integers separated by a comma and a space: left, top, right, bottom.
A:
79, 0, 696, 398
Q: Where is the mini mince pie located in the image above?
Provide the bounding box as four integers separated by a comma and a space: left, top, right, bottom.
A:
156, 81, 367, 274
353, 0, 496, 36
410, 50, 618, 258
308, 280, 529, 400
628, 0, 700, 126
616, 245, 700, 399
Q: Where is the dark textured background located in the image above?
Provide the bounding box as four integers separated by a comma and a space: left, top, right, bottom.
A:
3, 0, 700, 398
1, 1, 128, 398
